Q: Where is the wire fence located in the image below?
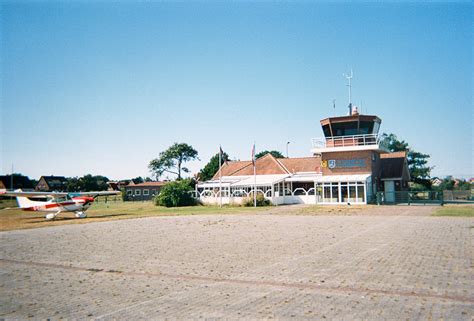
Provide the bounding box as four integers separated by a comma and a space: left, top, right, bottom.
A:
376, 190, 473, 205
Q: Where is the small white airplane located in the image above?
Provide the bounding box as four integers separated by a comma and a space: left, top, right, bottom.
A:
0, 190, 120, 220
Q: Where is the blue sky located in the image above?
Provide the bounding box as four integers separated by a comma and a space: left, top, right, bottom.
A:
1, 1, 472, 180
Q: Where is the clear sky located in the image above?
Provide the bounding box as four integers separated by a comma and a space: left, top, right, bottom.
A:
1, 1, 472, 180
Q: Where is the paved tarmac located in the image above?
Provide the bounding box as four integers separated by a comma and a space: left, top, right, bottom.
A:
1, 206, 473, 319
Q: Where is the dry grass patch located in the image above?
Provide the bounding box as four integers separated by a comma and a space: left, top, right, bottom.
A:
286, 204, 372, 216
0, 201, 268, 231
433, 204, 474, 217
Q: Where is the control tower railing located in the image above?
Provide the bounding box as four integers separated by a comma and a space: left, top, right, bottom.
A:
311, 134, 387, 149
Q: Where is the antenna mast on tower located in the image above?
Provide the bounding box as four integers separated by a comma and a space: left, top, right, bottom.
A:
343, 69, 353, 115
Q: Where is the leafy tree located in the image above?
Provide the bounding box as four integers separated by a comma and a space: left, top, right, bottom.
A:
67, 175, 109, 191
78, 175, 108, 191
1, 173, 35, 190
132, 176, 144, 184
155, 179, 196, 207
434, 177, 471, 191
149, 143, 199, 180
198, 152, 230, 181
435, 177, 455, 191
120, 188, 127, 201
255, 150, 284, 159
456, 180, 471, 190
66, 177, 81, 192
381, 133, 432, 188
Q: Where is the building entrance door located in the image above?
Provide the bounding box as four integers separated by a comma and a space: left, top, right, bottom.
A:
384, 181, 395, 203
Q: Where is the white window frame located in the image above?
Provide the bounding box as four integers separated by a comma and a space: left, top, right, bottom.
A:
127, 190, 132, 195
143, 189, 149, 196
135, 189, 141, 195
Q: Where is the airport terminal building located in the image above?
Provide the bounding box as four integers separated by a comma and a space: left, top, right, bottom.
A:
196, 109, 409, 205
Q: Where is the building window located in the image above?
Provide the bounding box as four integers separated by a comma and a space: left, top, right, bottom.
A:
357, 185, 365, 202
151, 189, 157, 195
143, 189, 149, 196
135, 189, 141, 195
127, 190, 132, 195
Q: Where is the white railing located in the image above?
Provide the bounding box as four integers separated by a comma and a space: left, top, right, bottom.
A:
312, 134, 387, 149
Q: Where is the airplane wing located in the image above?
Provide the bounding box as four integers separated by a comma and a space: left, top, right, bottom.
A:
69, 191, 121, 198
0, 191, 69, 198
0, 191, 120, 199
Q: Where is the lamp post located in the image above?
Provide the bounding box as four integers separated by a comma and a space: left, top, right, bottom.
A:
286, 142, 290, 158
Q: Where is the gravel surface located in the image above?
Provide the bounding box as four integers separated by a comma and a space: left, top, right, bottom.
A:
1, 206, 473, 319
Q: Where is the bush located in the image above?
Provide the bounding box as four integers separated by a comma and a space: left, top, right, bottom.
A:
242, 193, 271, 207
155, 179, 196, 207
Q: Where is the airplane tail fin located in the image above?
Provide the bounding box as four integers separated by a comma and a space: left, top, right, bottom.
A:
16, 196, 38, 209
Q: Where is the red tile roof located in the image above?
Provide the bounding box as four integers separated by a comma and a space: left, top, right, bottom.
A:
278, 157, 322, 173
126, 182, 168, 187
211, 154, 321, 180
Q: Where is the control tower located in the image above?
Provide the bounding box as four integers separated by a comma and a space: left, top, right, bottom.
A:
311, 107, 388, 154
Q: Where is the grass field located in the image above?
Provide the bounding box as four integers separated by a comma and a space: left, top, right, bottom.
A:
0, 200, 269, 231
433, 205, 474, 217
1, 197, 471, 232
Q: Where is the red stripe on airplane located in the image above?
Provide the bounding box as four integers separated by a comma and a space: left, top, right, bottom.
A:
44, 202, 76, 209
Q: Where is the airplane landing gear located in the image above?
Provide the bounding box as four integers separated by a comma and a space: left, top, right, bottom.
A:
45, 212, 60, 220
75, 212, 87, 218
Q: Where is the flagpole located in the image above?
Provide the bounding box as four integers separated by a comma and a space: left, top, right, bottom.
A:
219, 146, 222, 208
253, 142, 257, 207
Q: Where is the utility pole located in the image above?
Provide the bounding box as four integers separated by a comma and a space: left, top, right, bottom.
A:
286, 142, 290, 158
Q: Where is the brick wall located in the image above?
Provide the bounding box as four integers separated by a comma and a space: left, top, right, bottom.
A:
321, 150, 375, 175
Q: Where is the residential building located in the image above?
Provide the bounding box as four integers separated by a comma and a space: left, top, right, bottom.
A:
124, 182, 168, 201
36, 176, 68, 192
0, 175, 35, 191
107, 180, 131, 191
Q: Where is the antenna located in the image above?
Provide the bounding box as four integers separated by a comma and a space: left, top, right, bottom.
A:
333, 99, 336, 116
343, 69, 353, 115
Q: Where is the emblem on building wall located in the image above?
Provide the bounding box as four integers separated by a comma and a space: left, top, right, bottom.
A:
328, 160, 336, 169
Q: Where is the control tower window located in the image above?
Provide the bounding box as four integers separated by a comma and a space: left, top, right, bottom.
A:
332, 121, 358, 136
359, 121, 376, 135
322, 125, 331, 137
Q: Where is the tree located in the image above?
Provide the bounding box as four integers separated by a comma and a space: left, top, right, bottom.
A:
131, 177, 144, 184
255, 150, 284, 159
198, 152, 230, 181
66, 175, 109, 192
155, 179, 196, 207
381, 133, 432, 188
149, 143, 199, 180
435, 177, 455, 191
66, 177, 81, 192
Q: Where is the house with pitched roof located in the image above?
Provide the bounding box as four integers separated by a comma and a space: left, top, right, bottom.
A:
35, 176, 68, 192
0, 175, 35, 191
197, 108, 409, 205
